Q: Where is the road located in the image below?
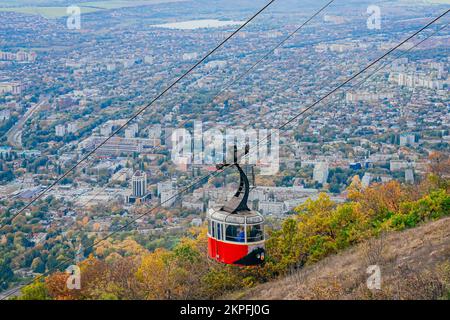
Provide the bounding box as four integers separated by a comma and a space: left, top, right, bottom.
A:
6, 100, 47, 149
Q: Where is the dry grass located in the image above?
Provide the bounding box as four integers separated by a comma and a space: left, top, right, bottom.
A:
235, 217, 450, 300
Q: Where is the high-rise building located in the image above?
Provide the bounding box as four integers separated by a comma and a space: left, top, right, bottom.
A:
164, 127, 174, 148
132, 170, 147, 198
126, 170, 151, 204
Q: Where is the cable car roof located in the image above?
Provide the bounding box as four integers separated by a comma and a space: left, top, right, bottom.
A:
208, 207, 264, 224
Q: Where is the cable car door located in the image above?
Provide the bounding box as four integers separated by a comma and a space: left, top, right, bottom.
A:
214, 222, 223, 259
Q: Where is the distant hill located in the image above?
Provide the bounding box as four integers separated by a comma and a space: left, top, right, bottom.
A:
233, 216, 450, 300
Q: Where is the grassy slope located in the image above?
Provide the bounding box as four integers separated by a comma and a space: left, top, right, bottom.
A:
232, 217, 450, 300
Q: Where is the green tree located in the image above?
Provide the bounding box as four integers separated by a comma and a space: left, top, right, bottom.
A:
16, 281, 51, 300
0, 258, 14, 290
31, 257, 46, 273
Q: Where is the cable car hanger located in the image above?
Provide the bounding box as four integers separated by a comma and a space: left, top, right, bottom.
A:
215, 144, 251, 214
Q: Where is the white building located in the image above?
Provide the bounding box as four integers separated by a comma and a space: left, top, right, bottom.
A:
405, 169, 414, 184
204, 60, 226, 70
157, 179, 176, 196
182, 199, 204, 212
55, 124, 66, 137
346, 91, 393, 103
161, 188, 178, 208
259, 200, 285, 215
147, 124, 162, 138
100, 124, 113, 136
158, 178, 179, 208
390, 160, 409, 171
67, 122, 78, 134
144, 55, 154, 64
0, 146, 12, 157
111, 167, 133, 182
106, 63, 116, 71
399, 133, 415, 147
0, 82, 22, 95
182, 52, 198, 61
132, 170, 147, 198
122, 59, 135, 68
361, 173, 372, 188
125, 123, 138, 139
190, 218, 202, 227
0, 109, 10, 121
283, 199, 306, 212
313, 162, 329, 184
323, 14, 346, 24
390, 72, 444, 90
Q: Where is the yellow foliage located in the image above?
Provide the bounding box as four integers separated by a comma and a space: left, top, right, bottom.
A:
347, 175, 363, 200
136, 248, 177, 299
81, 216, 89, 225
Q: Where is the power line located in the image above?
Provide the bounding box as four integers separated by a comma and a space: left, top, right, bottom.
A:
2, 8, 448, 301
0, 0, 277, 231
0, 0, 340, 299
48, 0, 336, 215
238, 16, 449, 169
69, 18, 450, 241
201, 0, 336, 111
276, 9, 449, 133
351, 22, 448, 90
0, 169, 221, 300
0, 0, 337, 270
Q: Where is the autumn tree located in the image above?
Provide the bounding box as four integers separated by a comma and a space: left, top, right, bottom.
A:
426, 152, 450, 191
136, 248, 177, 299
16, 280, 51, 300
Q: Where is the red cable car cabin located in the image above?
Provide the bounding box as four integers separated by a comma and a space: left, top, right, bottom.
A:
207, 144, 265, 266
207, 208, 265, 266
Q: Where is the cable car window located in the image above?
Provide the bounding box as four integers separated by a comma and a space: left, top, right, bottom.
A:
208, 220, 212, 235
226, 224, 245, 243
246, 224, 263, 242
216, 223, 223, 240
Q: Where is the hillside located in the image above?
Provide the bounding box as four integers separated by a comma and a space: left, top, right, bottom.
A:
234, 216, 450, 300
8, 166, 450, 300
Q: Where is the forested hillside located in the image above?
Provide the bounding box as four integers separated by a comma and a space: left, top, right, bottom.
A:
235, 216, 450, 299
13, 154, 450, 300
